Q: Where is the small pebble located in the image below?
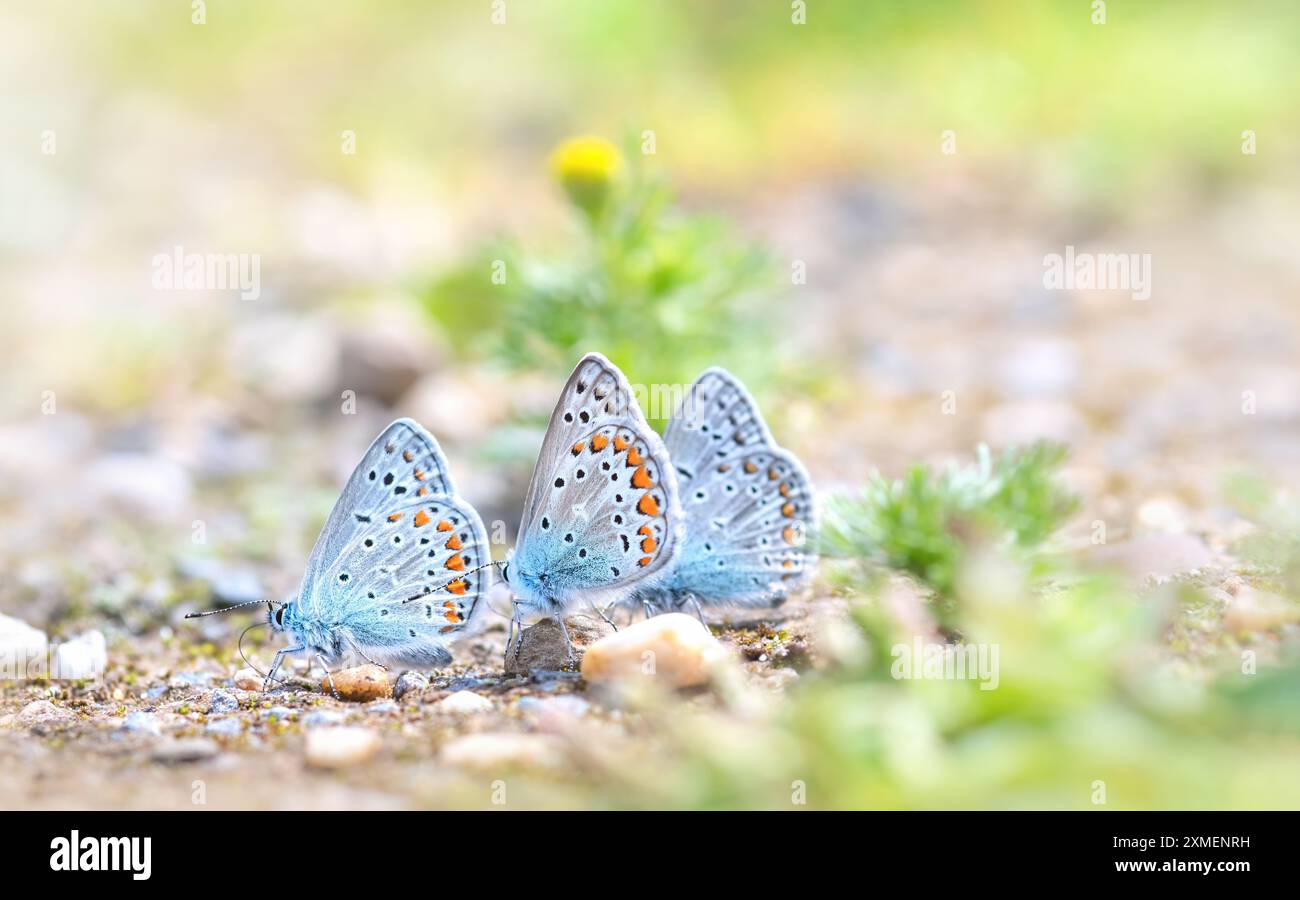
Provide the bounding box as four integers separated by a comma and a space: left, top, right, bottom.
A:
151, 738, 220, 764
207, 689, 239, 715
392, 670, 428, 700
439, 732, 563, 772
581, 613, 731, 689
323, 664, 391, 702
121, 711, 161, 735
233, 668, 263, 691
206, 717, 243, 736
366, 700, 400, 714
261, 706, 296, 721
16, 700, 75, 727
304, 727, 381, 769
436, 690, 492, 714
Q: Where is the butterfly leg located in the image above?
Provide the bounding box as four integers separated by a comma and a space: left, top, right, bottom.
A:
506, 600, 524, 662
263, 644, 304, 692
686, 594, 708, 627
315, 654, 341, 700
352, 645, 389, 671
591, 602, 619, 632
555, 616, 576, 669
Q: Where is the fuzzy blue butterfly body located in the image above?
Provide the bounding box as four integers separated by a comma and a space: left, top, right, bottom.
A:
258, 419, 493, 688
503, 353, 683, 661
633, 368, 817, 616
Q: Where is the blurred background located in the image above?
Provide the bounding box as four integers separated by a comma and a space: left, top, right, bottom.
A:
2, 1, 1299, 809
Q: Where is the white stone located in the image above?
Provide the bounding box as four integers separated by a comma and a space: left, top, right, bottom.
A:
0, 614, 48, 663
439, 732, 563, 772
55, 630, 107, 680
233, 668, 263, 691
580, 613, 732, 689
436, 690, 492, 714
304, 727, 382, 769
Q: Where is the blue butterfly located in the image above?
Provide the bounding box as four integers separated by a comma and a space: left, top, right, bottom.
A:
501, 353, 684, 665
631, 368, 818, 619
189, 419, 493, 692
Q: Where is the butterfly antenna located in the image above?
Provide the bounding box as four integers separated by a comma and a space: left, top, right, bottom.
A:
238, 622, 270, 679
402, 559, 504, 604
184, 598, 274, 619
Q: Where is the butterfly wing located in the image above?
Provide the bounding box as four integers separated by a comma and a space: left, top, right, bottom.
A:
653, 368, 818, 608
296, 419, 493, 666
513, 353, 683, 609
663, 444, 817, 607
662, 367, 774, 482
302, 418, 458, 580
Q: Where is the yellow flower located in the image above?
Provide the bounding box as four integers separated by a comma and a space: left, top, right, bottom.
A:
549, 135, 622, 216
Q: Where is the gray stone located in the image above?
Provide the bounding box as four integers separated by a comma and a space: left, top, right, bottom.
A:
261, 706, 296, 721
207, 689, 239, 715
504, 615, 612, 675
392, 670, 428, 701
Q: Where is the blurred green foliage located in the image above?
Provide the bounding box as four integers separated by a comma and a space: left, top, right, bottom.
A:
65, 1, 1300, 205
564, 470, 1300, 810
821, 443, 1079, 627
420, 136, 785, 423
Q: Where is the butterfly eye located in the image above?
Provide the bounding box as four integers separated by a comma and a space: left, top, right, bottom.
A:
274, 607, 285, 627
501, 562, 510, 584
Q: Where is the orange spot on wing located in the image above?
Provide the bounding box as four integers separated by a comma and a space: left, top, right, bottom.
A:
447, 578, 467, 595
591, 434, 609, 451
631, 465, 653, 489
638, 493, 660, 516
782, 560, 794, 569
436, 519, 454, 532
744, 461, 758, 474
626, 447, 644, 467
445, 554, 465, 571
403, 450, 414, 462
414, 469, 426, 481
444, 610, 462, 623
614, 435, 630, 452
717, 463, 731, 473
571, 441, 585, 456
779, 483, 791, 497
417, 486, 429, 497
783, 526, 799, 545
638, 556, 653, 567
781, 502, 795, 518
440, 625, 456, 634
443, 600, 456, 609
641, 537, 657, 553
413, 510, 431, 527
768, 469, 780, 481
445, 534, 463, 550
387, 512, 404, 522
638, 524, 653, 536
